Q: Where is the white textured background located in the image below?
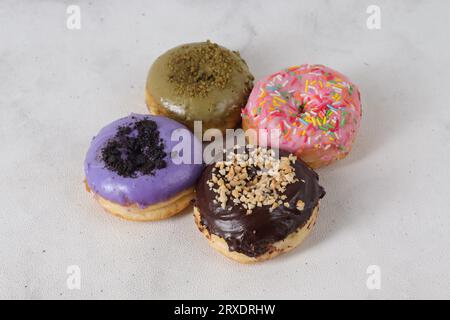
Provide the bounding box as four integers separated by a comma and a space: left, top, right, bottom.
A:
0, 0, 449, 299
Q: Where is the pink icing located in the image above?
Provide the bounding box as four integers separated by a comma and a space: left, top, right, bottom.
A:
242, 64, 362, 164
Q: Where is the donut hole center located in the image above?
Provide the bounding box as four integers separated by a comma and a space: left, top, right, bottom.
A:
296, 103, 306, 116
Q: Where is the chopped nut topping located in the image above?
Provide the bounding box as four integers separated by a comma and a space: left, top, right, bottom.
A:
296, 200, 305, 211
207, 146, 298, 214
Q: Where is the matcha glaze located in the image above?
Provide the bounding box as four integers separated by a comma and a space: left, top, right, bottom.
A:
146, 41, 254, 131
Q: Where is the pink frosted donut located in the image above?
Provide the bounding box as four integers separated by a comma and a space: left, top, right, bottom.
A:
242, 64, 362, 168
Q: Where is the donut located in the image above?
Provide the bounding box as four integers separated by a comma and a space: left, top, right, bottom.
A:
194, 146, 325, 263
146, 40, 254, 133
242, 64, 362, 168
84, 114, 203, 221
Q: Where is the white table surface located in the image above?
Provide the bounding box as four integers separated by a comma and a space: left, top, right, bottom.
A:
1, 0, 449, 299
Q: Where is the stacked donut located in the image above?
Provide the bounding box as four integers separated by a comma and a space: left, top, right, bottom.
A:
84, 40, 362, 263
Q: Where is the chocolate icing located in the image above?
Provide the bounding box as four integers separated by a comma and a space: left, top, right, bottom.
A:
195, 151, 325, 257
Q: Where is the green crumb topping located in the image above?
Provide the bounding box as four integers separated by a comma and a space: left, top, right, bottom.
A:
167, 40, 242, 98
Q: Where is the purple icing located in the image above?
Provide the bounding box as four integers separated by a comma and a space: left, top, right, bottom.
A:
84, 114, 204, 207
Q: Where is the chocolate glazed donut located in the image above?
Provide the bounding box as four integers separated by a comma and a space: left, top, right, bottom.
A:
194, 149, 325, 263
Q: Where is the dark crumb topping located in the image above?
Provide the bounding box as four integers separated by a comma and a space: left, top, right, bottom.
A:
167, 40, 242, 98
101, 118, 166, 178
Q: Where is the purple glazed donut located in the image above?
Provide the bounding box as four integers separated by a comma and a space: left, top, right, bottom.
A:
84, 114, 203, 221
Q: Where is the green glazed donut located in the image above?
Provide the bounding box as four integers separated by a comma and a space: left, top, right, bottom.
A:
145, 41, 254, 133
